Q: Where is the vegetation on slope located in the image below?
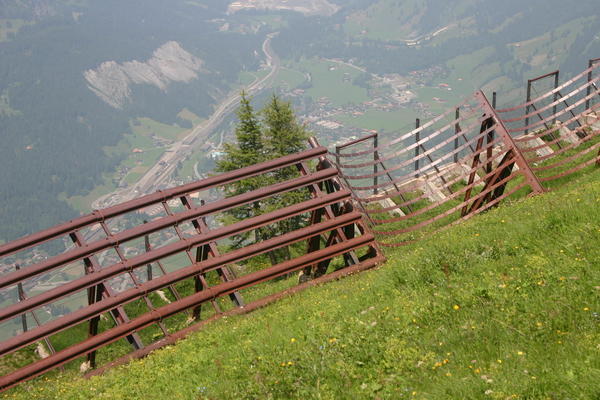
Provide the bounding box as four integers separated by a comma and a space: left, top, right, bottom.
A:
4, 170, 600, 399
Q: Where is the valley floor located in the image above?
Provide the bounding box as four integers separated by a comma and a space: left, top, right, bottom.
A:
4, 170, 600, 399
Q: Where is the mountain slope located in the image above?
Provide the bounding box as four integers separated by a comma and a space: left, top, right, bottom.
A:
0, 0, 263, 241
7, 168, 599, 399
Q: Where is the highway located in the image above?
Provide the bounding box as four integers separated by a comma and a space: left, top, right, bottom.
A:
92, 33, 280, 209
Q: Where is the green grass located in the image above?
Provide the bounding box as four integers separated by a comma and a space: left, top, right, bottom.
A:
132, 118, 187, 142
0, 19, 30, 42
0, 89, 20, 117
343, 0, 423, 42
336, 109, 416, 133
273, 67, 307, 91
291, 58, 369, 107
5, 167, 599, 399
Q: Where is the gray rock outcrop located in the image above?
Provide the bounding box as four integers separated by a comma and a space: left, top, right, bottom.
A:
84, 41, 204, 109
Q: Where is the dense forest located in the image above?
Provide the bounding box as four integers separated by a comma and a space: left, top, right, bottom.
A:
0, 0, 263, 241
1, 0, 599, 243
274, 0, 600, 79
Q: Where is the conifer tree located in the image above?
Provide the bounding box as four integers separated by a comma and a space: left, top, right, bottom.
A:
261, 95, 310, 261
215, 91, 267, 248
216, 93, 311, 263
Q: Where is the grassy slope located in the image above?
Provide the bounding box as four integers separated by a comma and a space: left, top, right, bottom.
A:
5, 170, 600, 400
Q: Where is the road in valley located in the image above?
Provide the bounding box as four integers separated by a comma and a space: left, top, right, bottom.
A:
91, 33, 280, 209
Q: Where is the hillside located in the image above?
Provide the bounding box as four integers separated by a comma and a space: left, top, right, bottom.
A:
2, 0, 599, 247
6, 168, 599, 398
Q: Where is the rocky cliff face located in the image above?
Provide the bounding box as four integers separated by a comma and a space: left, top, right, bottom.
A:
84, 41, 204, 109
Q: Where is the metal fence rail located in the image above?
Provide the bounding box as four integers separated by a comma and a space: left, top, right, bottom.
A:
334, 61, 600, 246
0, 147, 382, 391
334, 92, 544, 246
496, 60, 600, 186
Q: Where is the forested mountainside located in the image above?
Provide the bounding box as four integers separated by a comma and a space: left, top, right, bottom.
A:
0, 0, 263, 241
1, 0, 599, 244
276, 0, 600, 80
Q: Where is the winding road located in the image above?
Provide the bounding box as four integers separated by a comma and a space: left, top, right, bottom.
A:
92, 33, 281, 209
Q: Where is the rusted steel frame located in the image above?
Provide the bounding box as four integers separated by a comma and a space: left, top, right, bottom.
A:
299, 160, 360, 269
336, 133, 378, 150
69, 231, 143, 355
14, 265, 27, 333
454, 109, 461, 162
338, 110, 480, 168
476, 91, 545, 194
503, 77, 598, 123
0, 147, 328, 258
513, 102, 600, 146
467, 150, 516, 215
496, 64, 600, 113
376, 158, 412, 213
373, 169, 521, 235
373, 134, 379, 195
379, 181, 529, 248
555, 90, 585, 131
461, 130, 487, 217
538, 147, 600, 182
529, 70, 560, 84
86, 254, 384, 380
142, 219, 181, 302
101, 222, 170, 339
0, 190, 351, 324
144, 231, 153, 281
0, 234, 374, 392
414, 118, 421, 177
180, 197, 244, 311
416, 130, 453, 192
372, 153, 517, 225
347, 124, 496, 191
525, 71, 560, 134
365, 141, 504, 216
0, 169, 338, 290
308, 137, 377, 229
303, 208, 324, 278
334, 133, 411, 212
507, 89, 599, 134
13, 265, 57, 356
0, 212, 364, 357
309, 136, 381, 260
343, 118, 486, 179
486, 124, 495, 173
361, 136, 505, 205
162, 198, 224, 318
525, 103, 561, 145
71, 231, 112, 367
526, 122, 600, 164
335, 98, 478, 159
586, 58, 600, 110
366, 145, 508, 214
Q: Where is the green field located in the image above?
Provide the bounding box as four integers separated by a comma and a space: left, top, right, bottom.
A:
0, 19, 30, 42
273, 67, 307, 91
344, 0, 423, 41
0, 89, 20, 117
132, 117, 187, 142
336, 109, 416, 133
65, 115, 192, 213
290, 58, 369, 107
6, 164, 599, 399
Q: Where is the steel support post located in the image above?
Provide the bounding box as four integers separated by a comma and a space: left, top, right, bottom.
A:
525, 80, 532, 134
415, 118, 420, 177
553, 71, 560, 124
476, 91, 545, 194
373, 134, 378, 196
14, 265, 27, 333
454, 109, 460, 163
